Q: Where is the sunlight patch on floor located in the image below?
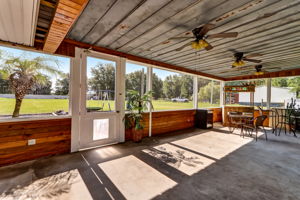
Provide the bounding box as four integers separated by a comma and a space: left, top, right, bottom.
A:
171, 131, 254, 160
0, 169, 92, 200
143, 143, 215, 176
94, 146, 121, 159
98, 155, 177, 200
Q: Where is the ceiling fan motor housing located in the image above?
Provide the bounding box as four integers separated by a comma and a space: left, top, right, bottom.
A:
234, 52, 244, 61
192, 27, 203, 40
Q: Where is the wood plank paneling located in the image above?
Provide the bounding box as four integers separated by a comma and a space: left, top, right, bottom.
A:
211, 108, 222, 123
0, 118, 71, 167
43, 0, 88, 53
152, 110, 195, 135
125, 109, 223, 141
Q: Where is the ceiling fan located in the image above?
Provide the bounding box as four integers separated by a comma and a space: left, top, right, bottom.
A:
232, 52, 262, 68
218, 63, 281, 75
252, 65, 282, 75
168, 24, 238, 51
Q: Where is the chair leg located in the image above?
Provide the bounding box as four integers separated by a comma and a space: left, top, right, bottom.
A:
278, 122, 283, 136
263, 127, 267, 141
241, 126, 244, 138
255, 129, 258, 141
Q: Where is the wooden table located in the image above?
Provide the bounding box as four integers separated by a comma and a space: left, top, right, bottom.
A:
228, 114, 253, 136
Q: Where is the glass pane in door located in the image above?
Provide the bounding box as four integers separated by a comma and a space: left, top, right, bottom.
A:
86, 57, 116, 112
93, 119, 109, 140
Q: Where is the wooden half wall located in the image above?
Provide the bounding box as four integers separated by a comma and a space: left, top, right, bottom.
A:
0, 108, 222, 166
125, 108, 222, 140
0, 118, 71, 167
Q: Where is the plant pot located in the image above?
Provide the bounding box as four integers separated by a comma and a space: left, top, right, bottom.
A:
132, 128, 143, 142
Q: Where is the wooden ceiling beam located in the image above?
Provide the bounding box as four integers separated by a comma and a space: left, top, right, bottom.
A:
43, 0, 88, 53
225, 68, 300, 81
52, 39, 226, 81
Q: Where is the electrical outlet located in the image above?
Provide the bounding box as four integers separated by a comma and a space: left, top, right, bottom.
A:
28, 139, 36, 146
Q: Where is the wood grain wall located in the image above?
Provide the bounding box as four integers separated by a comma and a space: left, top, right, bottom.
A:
152, 110, 196, 136
0, 118, 71, 167
125, 108, 222, 140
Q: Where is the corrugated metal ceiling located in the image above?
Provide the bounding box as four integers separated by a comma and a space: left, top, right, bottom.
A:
0, 0, 39, 46
67, 0, 300, 78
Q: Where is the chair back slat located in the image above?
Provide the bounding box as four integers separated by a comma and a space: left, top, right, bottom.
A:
255, 115, 267, 127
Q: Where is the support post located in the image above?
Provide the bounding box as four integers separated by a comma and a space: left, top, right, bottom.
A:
193, 76, 198, 109
220, 81, 225, 124
210, 80, 214, 104
71, 48, 82, 152
220, 81, 225, 106
147, 66, 153, 137
267, 78, 271, 109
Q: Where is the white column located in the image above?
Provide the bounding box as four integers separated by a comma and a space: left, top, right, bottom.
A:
193, 76, 198, 109
71, 47, 82, 152
220, 81, 225, 107
118, 57, 126, 143
267, 78, 271, 109
210, 80, 214, 104
220, 81, 225, 125
147, 66, 153, 137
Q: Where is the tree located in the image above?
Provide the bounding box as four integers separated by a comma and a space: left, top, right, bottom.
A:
198, 81, 220, 104
163, 75, 181, 99
88, 63, 115, 98
55, 73, 70, 95
0, 77, 10, 94
29, 76, 52, 95
126, 70, 146, 95
180, 75, 193, 99
288, 77, 300, 98
272, 78, 288, 87
152, 73, 163, 99
0, 54, 62, 117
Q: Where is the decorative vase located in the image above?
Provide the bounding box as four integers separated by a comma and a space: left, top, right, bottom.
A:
132, 128, 143, 142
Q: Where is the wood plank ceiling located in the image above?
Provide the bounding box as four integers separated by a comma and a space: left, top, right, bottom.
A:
43, 0, 88, 53
66, 0, 300, 79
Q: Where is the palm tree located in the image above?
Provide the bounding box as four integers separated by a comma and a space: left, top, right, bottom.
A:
0, 52, 63, 117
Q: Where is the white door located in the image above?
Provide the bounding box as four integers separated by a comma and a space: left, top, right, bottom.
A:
78, 50, 125, 150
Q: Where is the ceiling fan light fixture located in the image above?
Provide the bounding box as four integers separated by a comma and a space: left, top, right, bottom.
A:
191, 39, 208, 50
254, 71, 265, 75
232, 60, 245, 67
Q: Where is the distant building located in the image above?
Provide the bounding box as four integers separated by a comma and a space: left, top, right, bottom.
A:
239, 86, 296, 107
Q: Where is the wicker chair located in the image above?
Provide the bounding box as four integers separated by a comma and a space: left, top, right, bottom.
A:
243, 115, 268, 141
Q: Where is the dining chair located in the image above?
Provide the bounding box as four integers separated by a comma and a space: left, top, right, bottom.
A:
243, 115, 268, 141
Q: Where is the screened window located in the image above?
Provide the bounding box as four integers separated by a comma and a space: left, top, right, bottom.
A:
0, 46, 70, 119
271, 77, 299, 108
225, 79, 267, 107
198, 78, 220, 108
152, 68, 193, 110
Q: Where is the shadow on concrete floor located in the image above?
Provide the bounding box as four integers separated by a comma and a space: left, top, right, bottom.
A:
0, 127, 299, 200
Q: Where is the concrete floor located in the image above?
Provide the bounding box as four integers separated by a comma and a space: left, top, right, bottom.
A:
0, 126, 300, 200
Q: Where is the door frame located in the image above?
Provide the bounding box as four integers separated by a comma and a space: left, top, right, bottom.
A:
71, 47, 125, 152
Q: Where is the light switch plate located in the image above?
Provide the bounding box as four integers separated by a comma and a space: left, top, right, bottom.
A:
28, 139, 36, 145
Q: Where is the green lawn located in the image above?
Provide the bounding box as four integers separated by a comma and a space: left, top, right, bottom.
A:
0, 97, 219, 115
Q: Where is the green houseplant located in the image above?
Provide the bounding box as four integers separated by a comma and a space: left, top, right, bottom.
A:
124, 90, 153, 142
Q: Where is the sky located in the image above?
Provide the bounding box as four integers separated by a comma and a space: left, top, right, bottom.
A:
0, 45, 181, 87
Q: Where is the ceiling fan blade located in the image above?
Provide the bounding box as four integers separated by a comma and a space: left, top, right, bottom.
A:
205, 43, 213, 51
199, 23, 215, 36
244, 53, 263, 58
169, 37, 194, 40
207, 32, 238, 39
175, 42, 192, 51
243, 58, 262, 63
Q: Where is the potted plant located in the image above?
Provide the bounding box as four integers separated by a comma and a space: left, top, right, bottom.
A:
124, 90, 153, 142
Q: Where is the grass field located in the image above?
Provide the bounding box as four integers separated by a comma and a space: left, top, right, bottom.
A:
0, 98, 219, 115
